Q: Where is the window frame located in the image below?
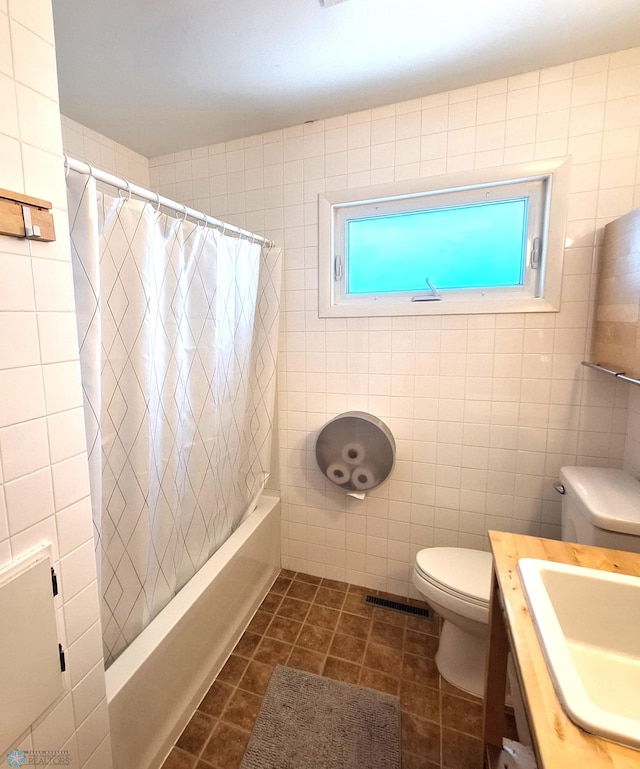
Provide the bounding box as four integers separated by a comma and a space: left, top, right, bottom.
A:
318, 158, 570, 318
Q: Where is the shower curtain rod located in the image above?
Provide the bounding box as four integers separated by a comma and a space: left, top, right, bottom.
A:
64, 155, 274, 247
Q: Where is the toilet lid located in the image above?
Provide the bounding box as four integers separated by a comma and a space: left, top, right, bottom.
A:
415, 548, 493, 603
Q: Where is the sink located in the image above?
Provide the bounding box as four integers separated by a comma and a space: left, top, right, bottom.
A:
517, 557, 640, 750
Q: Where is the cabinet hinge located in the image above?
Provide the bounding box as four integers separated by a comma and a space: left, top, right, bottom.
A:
51, 567, 58, 597
59, 644, 66, 673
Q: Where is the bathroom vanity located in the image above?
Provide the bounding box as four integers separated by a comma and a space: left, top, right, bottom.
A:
482, 530, 640, 769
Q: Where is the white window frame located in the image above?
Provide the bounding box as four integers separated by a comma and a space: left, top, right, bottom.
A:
318, 158, 570, 318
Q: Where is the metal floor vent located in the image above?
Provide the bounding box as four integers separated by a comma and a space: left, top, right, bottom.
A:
363, 594, 430, 618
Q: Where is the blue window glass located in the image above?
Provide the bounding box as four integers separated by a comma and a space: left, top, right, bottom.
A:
345, 199, 528, 295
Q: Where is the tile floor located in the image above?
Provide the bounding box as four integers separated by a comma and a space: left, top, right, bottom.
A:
160, 569, 511, 769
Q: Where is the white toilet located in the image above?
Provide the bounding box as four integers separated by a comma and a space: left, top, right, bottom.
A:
413, 546, 493, 696
413, 465, 640, 698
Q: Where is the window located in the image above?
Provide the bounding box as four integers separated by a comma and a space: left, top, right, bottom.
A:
318, 159, 570, 317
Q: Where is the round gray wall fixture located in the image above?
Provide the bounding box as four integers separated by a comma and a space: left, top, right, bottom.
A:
315, 411, 395, 492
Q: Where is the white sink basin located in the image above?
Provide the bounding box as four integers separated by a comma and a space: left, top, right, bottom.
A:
517, 557, 640, 750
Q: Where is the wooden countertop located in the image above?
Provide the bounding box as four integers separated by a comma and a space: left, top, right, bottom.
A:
486, 530, 640, 769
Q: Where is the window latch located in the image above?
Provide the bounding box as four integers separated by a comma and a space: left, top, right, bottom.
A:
531, 236, 541, 269
411, 277, 441, 302
334, 255, 342, 281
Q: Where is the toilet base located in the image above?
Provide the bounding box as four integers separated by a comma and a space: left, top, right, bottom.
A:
435, 620, 488, 698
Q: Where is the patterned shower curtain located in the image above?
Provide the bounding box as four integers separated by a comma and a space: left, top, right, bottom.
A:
66, 172, 281, 667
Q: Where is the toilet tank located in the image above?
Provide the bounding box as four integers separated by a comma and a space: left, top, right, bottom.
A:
559, 466, 640, 553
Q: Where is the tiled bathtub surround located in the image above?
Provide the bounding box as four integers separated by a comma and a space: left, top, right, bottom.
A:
0, 0, 111, 766
147, 47, 640, 596
161, 570, 509, 769
61, 115, 150, 187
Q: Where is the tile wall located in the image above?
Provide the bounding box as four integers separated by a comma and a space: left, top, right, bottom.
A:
0, 1, 111, 767
61, 115, 150, 187
146, 47, 640, 597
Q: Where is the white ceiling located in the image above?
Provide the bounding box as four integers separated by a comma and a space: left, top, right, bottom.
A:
52, 0, 640, 158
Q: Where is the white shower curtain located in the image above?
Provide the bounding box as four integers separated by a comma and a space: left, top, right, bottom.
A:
66, 172, 281, 666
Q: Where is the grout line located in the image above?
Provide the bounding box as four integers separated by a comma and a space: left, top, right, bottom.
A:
166, 569, 488, 769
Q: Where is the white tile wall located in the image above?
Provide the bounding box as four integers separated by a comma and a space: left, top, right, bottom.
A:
61, 115, 150, 187
147, 47, 640, 598
0, 1, 112, 766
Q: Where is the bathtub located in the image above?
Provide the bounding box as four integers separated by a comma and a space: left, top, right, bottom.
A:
106, 493, 281, 769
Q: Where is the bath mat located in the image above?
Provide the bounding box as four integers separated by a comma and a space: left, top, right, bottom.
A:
239, 665, 400, 769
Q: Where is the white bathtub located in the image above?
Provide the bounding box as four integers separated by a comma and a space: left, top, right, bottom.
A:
106, 494, 281, 769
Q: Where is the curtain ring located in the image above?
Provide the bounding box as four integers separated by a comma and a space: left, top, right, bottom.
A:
87, 163, 95, 179
181, 204, 188, 221
221, 222, 227, 237
153, 192, 161, 213
63, 155, 70, 177
119, 180, 132, 201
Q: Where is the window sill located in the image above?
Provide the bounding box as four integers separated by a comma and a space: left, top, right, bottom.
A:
319, 295, 561, 318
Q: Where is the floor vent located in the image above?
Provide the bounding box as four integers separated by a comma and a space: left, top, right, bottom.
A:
363, 595, 430, 618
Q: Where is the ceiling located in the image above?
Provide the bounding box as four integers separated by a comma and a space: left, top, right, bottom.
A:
52, 0, 640, 158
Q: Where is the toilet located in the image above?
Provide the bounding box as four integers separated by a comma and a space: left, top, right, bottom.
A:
413, 546, 493, 696
413, 465, 640, 698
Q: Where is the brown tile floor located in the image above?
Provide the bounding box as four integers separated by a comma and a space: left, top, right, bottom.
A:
160, 570, 513, 769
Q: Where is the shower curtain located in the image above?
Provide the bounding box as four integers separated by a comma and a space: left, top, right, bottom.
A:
66, 172, 281, 666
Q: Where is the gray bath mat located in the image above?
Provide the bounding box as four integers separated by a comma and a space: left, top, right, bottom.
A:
239, 665, 400, 769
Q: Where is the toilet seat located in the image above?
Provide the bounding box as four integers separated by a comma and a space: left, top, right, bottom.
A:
415, 547, 492, 607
